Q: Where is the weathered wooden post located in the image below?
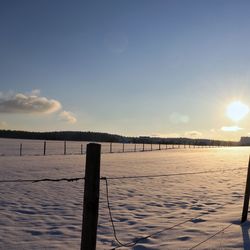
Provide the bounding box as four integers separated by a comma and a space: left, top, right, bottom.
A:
151, 143, 153, 151
134, 143, 136, 152
110, 142, 112, 153
142, 143, 145, 152
64, 141, 66, 155
81, 143, 101, 250
242, 156, 250, 223
43, 141, 46, 156
20, 143, 22, 156
122, 143, 125, 153
159, 143, 161, 150
81, 144, 83, 155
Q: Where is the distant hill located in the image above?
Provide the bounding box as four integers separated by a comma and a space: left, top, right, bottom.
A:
0, 129, 239, 146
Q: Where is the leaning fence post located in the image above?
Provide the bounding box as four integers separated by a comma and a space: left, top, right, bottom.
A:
241, 156, 250, 223
20, 143, 22, 156
81, 143, 101, 250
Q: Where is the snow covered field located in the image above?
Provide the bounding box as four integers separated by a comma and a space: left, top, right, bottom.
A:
0, 138, 150, 156
1, 138, 250, 249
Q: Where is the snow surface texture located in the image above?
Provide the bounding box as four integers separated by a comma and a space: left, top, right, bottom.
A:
0, 138, 250, 249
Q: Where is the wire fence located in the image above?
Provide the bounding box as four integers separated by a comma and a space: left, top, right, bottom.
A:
0, 166, 247, 249
0, 140, 224, 157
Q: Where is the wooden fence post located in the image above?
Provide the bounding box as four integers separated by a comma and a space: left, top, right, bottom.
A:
142, 143, 145, 152
44, 141, 46, 156
134, 143, 136, 152
64, 141, 66, 155
122, 143, 125, 153
81, 143, 101, 250
81, 144, 83, 155
110, 142, 112, 153
242, 156, 250, 223
151, 144, 153, 151
159, 143, 161, 150
20, 143, 22, 156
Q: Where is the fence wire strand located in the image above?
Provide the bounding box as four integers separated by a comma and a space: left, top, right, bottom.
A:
189, 223, 233, 249
103, 175, 240, 250
0, 163, 247, 249
0, 177, 85, 183
0, 166, 245, 184
104, 167, 246, 180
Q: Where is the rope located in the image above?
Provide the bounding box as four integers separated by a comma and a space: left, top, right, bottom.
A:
189, 223, 233, 249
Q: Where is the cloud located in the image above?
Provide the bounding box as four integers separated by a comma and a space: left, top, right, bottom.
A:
169, 112, 189, 124
221, 126, 243, 132
0, 92, 61, 114
59, 111, 77, 124
185, 131, 202, 138
0, 121, 7, 129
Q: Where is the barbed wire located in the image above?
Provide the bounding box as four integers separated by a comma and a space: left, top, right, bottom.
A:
0, 177, 85, 183
0, 166, 246, 184
105, 167, 246, 180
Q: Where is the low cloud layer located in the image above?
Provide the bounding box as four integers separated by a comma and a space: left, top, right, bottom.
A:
221, 126, 243, 132
0, 93, 61, 114
60, 111, 77, 124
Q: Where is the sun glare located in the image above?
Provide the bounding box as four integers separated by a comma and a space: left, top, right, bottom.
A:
226, 101, 249, 122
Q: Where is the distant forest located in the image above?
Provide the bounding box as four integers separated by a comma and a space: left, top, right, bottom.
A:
0, 129, 239, 146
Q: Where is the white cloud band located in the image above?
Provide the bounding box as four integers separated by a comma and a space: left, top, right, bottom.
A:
0, 93, 61, 114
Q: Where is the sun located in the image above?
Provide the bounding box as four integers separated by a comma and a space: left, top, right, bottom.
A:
226, 101, 249, 122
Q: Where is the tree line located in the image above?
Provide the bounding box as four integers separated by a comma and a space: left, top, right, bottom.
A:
0, 129, 239, 146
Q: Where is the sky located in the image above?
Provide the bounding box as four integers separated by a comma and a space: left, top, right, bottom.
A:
1, 0, 250, 141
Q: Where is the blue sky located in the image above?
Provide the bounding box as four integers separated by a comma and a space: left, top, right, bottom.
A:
1, 0, 250, 140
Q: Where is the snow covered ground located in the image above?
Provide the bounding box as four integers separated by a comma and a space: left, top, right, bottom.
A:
0, 138, 150, 156
0, 138, 250, 249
